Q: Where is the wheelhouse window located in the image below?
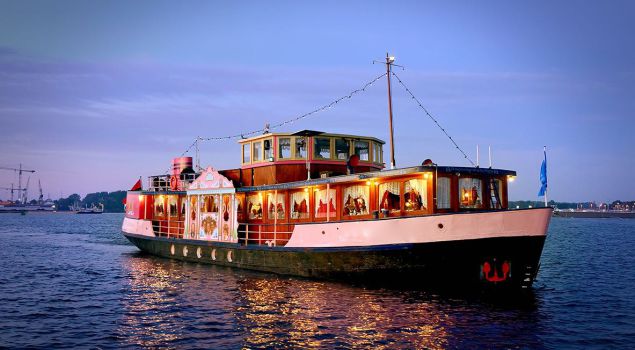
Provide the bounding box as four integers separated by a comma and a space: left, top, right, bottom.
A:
315, 188, 336, 218
489, 178, 503, 209
404, 179, 426, 211
253, 142, 262, 162
168, 195, 178, 217
278, 137, 291, 159
295, 138, 307, 159
436, 177, 451, 209
290, 190, 309, 219
242, 143, 251, 163
459, 178, 483, 209
373, 142, 382, 163
335, 138, 350, 160
154, 196, 165, 216
267, 193, 285, 220
354, 141, 370, 161
343, 185, 369, 216
246, 194, 263, 220
379, 181, 400, 212
314, 137, 331, 159
263, 139, 273, 160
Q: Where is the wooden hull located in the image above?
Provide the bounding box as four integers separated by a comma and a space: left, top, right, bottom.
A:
123, 231, 546, 290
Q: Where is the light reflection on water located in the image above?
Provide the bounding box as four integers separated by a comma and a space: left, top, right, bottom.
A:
117, 251, 539, 349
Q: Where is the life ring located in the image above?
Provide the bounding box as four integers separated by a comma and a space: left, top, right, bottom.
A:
170, 175, 178, 190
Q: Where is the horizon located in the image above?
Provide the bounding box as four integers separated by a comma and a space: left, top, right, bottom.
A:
1, 1, 633, 203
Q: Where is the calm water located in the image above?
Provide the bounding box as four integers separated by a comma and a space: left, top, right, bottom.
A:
0, 214, 634, 349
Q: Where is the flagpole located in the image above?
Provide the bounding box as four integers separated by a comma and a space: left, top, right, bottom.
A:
543, 146, 548, 207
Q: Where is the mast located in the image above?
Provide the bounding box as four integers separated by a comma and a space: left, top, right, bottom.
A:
385, 53, 396, 169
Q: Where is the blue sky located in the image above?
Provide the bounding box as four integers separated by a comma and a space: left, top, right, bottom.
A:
0, 0, 633, 202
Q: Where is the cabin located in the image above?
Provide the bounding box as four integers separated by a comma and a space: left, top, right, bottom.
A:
124, 130, 515, 246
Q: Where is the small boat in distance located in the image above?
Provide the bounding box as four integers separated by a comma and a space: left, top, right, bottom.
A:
70, 202, 104, 214
121, 57, 552, 291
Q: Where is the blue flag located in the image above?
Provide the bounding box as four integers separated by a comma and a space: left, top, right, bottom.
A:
538, 149, 547, 196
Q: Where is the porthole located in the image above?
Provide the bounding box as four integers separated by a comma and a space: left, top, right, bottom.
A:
227, 250, 233, 263
182, 246, 188, 257
170, 244, 175, 255
211, 248, 216, 261
196, 247, 202, 259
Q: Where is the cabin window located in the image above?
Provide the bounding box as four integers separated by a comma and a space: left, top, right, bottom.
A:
253, 142, 262, 162
404, 179, 426, 211
236, 194, 245, 222
335, 138, 350, 160
267, 193, 285, 220
379, 181, 400, 212
201, 195, 218, 213
314, 137, 331, 159
263, 138, 273, 160
354, 141, 370, 161
246, 194, 263, 220
154, 196, 165, 216
489, 179, 503, 209
180, 199, 186, 216
436, 177, 451, 209
278, 137, 291, 159
459, 178, 483, 209
290, 190, 310, 219
242, 144, 251, 163
373, 143, 382, 163
343, 185, 369, 216
315, 188, 336, 218
295, 138, 307, 159
168, 195, 178, 217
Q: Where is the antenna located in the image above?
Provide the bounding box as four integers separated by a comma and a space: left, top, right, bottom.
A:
488, 146, 492, 168
476, 145, 480, 168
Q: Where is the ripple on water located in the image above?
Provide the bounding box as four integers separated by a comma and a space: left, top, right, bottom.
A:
0, 214, 634, 349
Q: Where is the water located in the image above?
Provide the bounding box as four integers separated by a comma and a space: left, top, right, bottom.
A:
0, 214, 634, 349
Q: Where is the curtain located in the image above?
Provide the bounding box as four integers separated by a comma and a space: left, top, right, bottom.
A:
354, 141, 369, 161
437, 177, 451, 209
404, 179, 426, 211
291, 191, 309, 219
267, 193, 285, 219
247, 194, 262, 219
168, 195, 178, 217
278, 138, 291, 158
343, 185, 369, 216
315, 189, 336, 218
379, 182, 400, 211
459, 178, 483, 208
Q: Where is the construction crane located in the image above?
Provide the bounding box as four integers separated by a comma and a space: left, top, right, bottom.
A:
0, 164, 35, 204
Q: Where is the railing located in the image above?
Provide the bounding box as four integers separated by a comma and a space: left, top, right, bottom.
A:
237, 223, 294, 247
150, 220, 294, 247
148, 173, 198, 192
152, 219, 185, 238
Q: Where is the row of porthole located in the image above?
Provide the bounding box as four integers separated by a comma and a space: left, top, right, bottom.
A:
170, 244, 233, 262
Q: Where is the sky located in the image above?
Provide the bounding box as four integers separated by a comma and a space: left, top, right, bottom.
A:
0, 0, 633, 202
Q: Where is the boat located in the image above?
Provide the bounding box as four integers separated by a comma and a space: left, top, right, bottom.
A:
70, 202, 104, 214
121, 58, 552, 290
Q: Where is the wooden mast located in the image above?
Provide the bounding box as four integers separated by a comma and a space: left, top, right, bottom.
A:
385, 53, 396, 169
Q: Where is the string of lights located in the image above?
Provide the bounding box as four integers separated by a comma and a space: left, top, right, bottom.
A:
391, 71, 476, 166
166, 72, 387, 173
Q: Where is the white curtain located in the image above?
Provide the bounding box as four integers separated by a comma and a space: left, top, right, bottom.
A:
247, 194, 262, 219
437, 177, 451, 209
290, 191, 309, 219
379, 182, 400, 211
315, 189, 336, 218
343, 185, 369, 216
459, 178, 483, 208
404, 179, 426, 211
267, 193, 285, 219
